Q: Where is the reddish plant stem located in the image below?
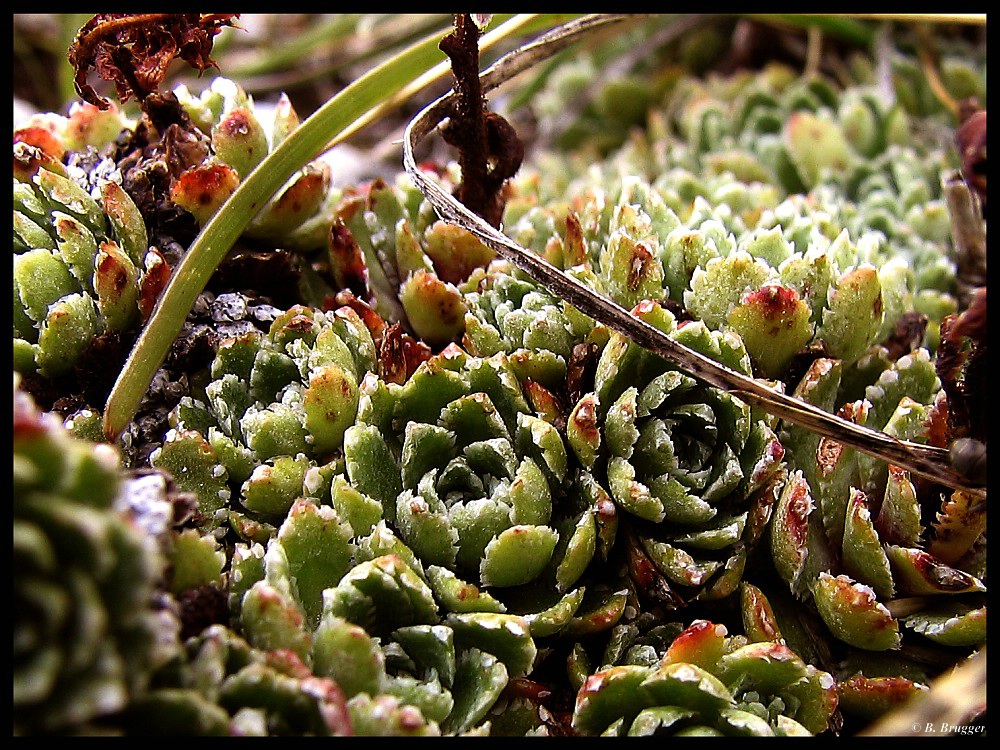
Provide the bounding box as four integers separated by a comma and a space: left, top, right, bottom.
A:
440, 15, 490, 219
439, 14, 522, 228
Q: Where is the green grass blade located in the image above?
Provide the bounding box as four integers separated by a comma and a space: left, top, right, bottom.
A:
747, 14, 875, 46
225, 14, 368, 77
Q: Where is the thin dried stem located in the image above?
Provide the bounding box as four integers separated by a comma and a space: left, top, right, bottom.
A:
915, 26, 960, 119
803, 24, 823, 79
833, 13, 985, 25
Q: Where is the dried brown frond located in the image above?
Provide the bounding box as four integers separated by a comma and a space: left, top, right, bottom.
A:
68, 13, 240, 110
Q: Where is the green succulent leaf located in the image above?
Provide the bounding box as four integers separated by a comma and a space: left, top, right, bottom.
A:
445, 612, 537, 678
169, 529, 225, 594
239, 581, 313, 660
811, 572, 900, 651
150, 430, 230, 524
393, 623, 457, 688
323, 554, 439, 635
425, 565, 506, 615
274, 499, 355, 628
816, 264, 884, 364
783, 110, 853, 188
903, 605, 986, 647
885, 546, 986, 596
726, 283, 813, 378
346, 693, 438, 736
480, 525, 559, 588
836, 673, 928, 721
442, 647, 509, 734
312, 614, 388, 697
841, 488, 894, 599
572, 665, 656, 735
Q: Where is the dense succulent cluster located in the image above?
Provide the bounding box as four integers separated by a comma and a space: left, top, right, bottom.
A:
12, 73, 364, 385
12, 17, 986, 738
13, 376, 176, 735
507, 44, 985, 373
14, 135, 160, 378
514, 39, 985, 730
767, 352, 986, 681
572, 618, 837, 736
169, 77, 346, 251
225, 499, 529, 735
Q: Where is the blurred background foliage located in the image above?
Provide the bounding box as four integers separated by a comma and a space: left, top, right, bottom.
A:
13, 14, 986, 174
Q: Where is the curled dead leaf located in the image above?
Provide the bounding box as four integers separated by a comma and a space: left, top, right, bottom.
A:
68, 14, 240, 110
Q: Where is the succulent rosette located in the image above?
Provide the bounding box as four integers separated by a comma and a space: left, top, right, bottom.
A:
14, 160, 165, 378
151, 302, 378, 534
223, 496, 542, 735
340, 343, 601, 618
571, 618, 838, 736
685, 226, 914, 376
169, 77, 345, 251
652, 47, 980, 196
14, 376, 176, 735
567, 300, 785, 607
461, 260, 599, 390
119, 623, 359, 736
766, 351, 985, 718
664, 67, 962, 333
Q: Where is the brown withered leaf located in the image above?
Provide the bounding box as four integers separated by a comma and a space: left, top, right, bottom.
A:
331, 290, 386, 343
935, 288, 987, 443
882, 311, 928, 362
623, 526, 684, 608
327, 219, 372, 301
565, 341, 599, 407
378, 323, 432, 385
955, 102, 986, 208
923, 391, 951, 450
138, 248, 172, 322
68, 14, 240, 110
